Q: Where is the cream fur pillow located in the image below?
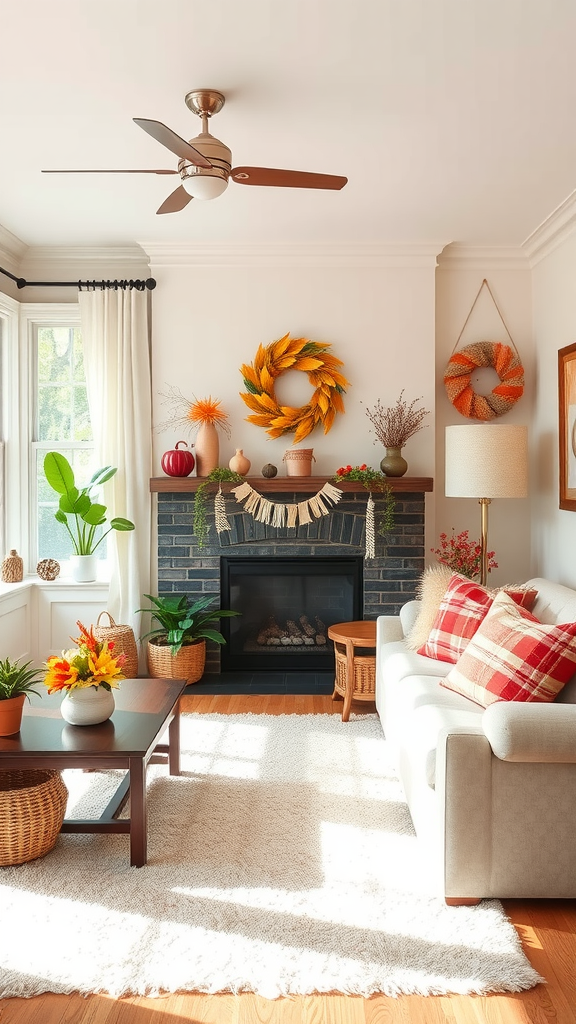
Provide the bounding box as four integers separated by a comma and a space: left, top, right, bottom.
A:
404, 564, 453, 650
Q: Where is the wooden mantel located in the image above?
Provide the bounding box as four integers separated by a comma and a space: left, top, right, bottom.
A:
150, 475, 433, 494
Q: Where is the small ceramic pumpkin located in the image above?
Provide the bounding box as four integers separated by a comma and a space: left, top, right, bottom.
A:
161, 441, 195, 477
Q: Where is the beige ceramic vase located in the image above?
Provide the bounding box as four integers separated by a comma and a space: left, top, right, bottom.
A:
195, 421, 220, 477
228, 449, 251, 475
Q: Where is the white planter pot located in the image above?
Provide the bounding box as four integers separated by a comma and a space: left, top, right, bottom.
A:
60, 685, 115, 726
70, 554, 98, 583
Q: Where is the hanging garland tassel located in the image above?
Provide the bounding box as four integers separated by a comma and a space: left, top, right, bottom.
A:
365, 493, 376, 560
229, 481, 343, 530
214, 486, 232, 535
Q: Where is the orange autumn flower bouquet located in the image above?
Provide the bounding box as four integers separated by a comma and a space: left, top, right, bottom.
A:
44, 621, 126, 694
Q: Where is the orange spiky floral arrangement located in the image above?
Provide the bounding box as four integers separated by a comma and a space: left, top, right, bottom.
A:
157, 387, 231, 438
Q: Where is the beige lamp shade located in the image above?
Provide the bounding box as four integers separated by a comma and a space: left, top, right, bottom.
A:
445, 424, 528, 498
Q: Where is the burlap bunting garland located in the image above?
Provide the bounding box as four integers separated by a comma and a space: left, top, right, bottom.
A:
212, 479, 379, 560
226, 480, 344, 530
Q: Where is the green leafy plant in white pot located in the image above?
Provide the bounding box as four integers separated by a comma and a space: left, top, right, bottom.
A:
43, 452, 135, 582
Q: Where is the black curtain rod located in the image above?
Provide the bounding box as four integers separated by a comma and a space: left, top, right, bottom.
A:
0, 265, 156, 290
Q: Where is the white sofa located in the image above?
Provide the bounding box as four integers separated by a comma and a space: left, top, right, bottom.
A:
375, 577, 576, 903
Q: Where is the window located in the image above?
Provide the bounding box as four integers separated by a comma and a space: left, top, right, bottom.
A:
33, 324, 95, 562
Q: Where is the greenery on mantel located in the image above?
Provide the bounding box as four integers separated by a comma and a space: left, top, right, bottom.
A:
193, 468, 243, 548
331, 465, 396, 535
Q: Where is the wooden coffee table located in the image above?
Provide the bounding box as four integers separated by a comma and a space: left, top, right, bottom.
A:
0, 677, 186, 867
328, 620, 377, 722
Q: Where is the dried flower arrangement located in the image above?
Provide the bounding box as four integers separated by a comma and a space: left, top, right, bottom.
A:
365, 391, 430, 449
432, 529, 498, 580
157, 386, 231, 438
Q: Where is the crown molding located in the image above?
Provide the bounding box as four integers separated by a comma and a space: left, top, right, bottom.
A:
140, 242, 445, 269
437, 243, 529, 270
522, 190, 576, 266
19, 244, 150, 281
0, 223, 28, 273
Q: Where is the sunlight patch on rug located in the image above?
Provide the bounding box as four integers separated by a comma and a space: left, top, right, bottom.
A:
0, 713, 542, 999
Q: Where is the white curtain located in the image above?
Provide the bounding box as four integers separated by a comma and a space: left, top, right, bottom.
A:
78, 288, 152, 639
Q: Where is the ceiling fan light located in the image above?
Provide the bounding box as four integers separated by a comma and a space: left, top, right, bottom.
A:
181, 174, 228, 200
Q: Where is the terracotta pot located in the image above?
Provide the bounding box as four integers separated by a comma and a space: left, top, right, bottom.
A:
283, 448, 315, 477
0, 694, 26, 736
195, 422, 219, 477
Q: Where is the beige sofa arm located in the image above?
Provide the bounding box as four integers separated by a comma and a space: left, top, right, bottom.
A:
483, 702, 576, 762
376, 615, 405, 645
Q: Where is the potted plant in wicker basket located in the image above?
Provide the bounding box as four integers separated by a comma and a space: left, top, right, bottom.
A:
0, 658, 44, 736
136, 594, 240, 685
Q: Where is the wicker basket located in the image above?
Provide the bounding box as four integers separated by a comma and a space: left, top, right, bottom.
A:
0, 769, 68, 866
93, 612, 139, 678
147, 639, 206, 685
333, 645, 376, 701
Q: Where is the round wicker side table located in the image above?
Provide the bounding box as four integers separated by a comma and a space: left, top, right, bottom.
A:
328, 620, 377, 722
0, 769, 68, 866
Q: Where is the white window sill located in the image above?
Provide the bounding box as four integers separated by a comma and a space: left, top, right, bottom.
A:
0, 576, 109, 601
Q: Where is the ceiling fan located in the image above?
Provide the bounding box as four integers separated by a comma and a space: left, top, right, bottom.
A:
42, 89, 348, 215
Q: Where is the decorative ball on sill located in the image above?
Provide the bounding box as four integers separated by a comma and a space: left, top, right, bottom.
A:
37, 558, 60, 581
261, 464, 278, 479
161, 440, 195, 477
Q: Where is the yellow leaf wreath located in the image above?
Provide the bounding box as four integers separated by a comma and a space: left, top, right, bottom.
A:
239, 333, 350, 443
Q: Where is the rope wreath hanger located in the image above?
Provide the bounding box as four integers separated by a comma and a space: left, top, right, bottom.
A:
240, 333, 350, 443
444, 280, 524, 420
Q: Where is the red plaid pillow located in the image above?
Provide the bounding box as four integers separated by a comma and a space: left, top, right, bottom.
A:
441, 591, 576, 707
417, 573, 494, 664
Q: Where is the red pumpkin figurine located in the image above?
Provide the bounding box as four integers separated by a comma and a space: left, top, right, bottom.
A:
161, 441, 195, 477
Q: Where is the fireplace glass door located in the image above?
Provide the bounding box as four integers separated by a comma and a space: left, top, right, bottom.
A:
220, 556, 363, 671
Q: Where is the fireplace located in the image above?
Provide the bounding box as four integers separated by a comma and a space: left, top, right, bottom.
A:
220, 556, 363, 671
152, 477, 432, 675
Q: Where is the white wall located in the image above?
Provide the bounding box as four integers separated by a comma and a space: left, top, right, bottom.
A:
146, 246, 439, 481
435, 247, 534, 585
530, 221, 576, 587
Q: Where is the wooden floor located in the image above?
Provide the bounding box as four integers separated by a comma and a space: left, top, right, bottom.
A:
2, 693, 576, 1024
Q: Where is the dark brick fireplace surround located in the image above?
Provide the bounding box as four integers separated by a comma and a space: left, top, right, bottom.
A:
151, 476, 433, 675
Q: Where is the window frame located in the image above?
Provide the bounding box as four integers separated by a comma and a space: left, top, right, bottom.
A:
19, 303, 86, 573
0, 292, 22, 564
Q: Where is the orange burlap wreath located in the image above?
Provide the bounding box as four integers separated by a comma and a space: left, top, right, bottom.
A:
443, 341, 524, 420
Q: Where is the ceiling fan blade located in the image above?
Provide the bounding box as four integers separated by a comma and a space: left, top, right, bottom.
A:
42, 168, 178, 174
231, 167, 347, 190
133, 118, 213, 168
156, 185, 193, 215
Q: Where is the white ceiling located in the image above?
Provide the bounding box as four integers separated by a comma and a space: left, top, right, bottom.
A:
3, 0, 576, 251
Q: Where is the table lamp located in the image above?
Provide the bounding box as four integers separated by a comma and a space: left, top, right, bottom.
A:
445, 424, 528, 586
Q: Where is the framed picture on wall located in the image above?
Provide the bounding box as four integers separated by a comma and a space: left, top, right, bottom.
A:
559, 342, 576, 511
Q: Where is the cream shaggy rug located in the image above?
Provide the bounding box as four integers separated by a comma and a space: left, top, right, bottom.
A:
0, 713, 542, 999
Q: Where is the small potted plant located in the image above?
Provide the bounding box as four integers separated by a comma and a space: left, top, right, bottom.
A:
43, 452, 135, 582
0, 657, 44, 736
137, 593, 240, 685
